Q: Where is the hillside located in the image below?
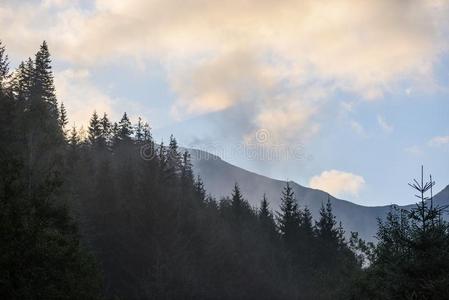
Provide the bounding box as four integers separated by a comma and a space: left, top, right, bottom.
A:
189, 148, 449, 241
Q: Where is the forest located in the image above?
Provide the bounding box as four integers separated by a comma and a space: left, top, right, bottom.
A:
1, 41, 449, 300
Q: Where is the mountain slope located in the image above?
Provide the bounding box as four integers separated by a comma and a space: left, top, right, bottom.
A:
189, 148, 449, 241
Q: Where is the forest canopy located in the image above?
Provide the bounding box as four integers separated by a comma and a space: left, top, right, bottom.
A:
1, 41, 449, 300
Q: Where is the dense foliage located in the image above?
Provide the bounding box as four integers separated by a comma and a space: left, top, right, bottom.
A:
2, 41, 448, 300
349, 169, 449, 299
0, 41, 102, 299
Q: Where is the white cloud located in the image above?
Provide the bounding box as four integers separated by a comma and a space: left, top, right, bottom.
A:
54, 68, 115, 126
428, 135, 449, 146
377, 115, 394, 133
1, 0, 448, 144
309, 170, 366, 198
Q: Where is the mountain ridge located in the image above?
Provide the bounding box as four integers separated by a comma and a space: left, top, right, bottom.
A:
187, 147, 449, 241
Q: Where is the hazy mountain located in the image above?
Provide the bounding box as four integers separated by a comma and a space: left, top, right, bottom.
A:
189, 148, 449, 242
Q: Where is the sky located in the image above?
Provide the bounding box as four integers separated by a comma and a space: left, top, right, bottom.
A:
1, 0, 448, 206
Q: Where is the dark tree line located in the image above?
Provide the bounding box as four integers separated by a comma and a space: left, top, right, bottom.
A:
1, 41, 449, 300
0, 41, 102, 299
349, 167, 449, 299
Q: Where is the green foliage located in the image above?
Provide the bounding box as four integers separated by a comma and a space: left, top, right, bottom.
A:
1, 40, 365, 300
351, 168, 449, 299
0, 42, 102, 299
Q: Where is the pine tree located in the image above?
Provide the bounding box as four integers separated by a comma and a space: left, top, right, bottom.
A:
100, 113, 111, 148
58, 102, 68, 136
259, 194, 276, 233
143, 122, 152, 143
0, 41, 9, 90
300, 206, 314, 237
315, 197, 338, 242
276, 182, 300, 245
193, 175, 206, 202
167, 135, 182, 177
12, 59, 33, 103
135, 117, 144, 143
33, 41, 58, 120
88, 111, 102, 146
231, 183, 245, 215
118, 112, 133, 143
69, 125, 80, 150
181, 151, 194, 192
111, 122, 120, 147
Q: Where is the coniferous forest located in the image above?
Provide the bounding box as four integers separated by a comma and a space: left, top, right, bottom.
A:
1, 41, 449, 300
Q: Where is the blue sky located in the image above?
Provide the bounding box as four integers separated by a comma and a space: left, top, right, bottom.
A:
1, 0, 448, 206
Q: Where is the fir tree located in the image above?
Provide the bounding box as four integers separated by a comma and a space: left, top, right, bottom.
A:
181, 151, 194, 191
194, 175, 206, 202
0, 41, 9, 89
33, 41, 58, 120
259, 194, 276, 234
68, 125, 80, 150
167, 135, 182, 177
143, 122, 152, 143
315, 197, 338, 242
276, 182, 300, 245
58, 102, 68, 135
300, 206, 314, 237
100, 113, 111, 148
135, 116, 144, 143
231, 183, 245, 215
88, 111, 102, 146
118, 112, 133, 143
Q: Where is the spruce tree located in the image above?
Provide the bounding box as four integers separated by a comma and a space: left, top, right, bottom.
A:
300, 206, 314, 237
143, 122, 152, 143
167, 135, 182, 177
276, 182, 300, 246
118, 112, 133, 143
12, 59, 33, 103
88, 111, 102, 146
181, 151, 194, 192
135, 116, 144, 143
0, 41, 9, 90
58, 102, 68, 136
315, 197, 338, 242
259, 194, 276, 234
33, 41, 58, 120
231, 183, 245, 215
194, 175, 206, 202
100, 113, 111, 148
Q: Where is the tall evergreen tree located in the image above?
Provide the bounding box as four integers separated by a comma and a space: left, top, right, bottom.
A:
193, 175, 206, 202
0, 41, 9, 90
100, 113, 111, 148
58, 102, 68, 136
315, 197, 338, 242
118, 112, 133, 143
167, 135, 182, 177
88, 111, 102, 146
276, 182, 300, 246
135, 116, 144, 143
33, 41, 58, 120
143, 122, 152, 143
181, 151, 194, 192
259, 194, 276, 234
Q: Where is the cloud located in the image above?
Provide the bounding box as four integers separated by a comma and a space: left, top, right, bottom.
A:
309, 170, 366, 198
377, 115, 394, 133
54, 68, 114, 127
428, 135, 449, 146
1, 0, 448, 143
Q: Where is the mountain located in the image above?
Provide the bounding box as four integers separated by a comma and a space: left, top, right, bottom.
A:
189, 148, 449, 242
